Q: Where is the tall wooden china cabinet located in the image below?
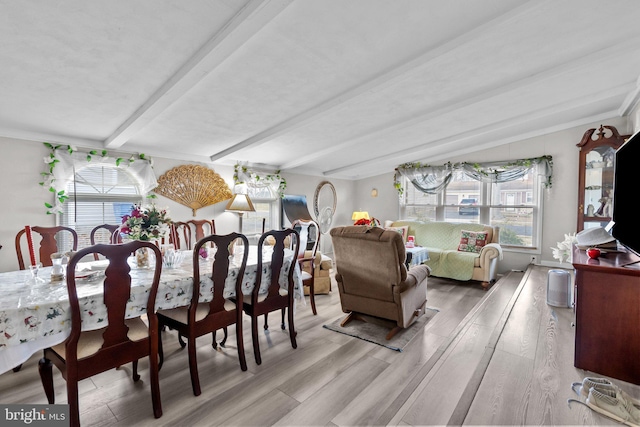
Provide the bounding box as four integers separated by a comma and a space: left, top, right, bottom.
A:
573, 125, 639, 385
576, 125, 626, 232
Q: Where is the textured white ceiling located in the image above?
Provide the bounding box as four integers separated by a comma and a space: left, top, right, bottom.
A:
1, 0, 639, 179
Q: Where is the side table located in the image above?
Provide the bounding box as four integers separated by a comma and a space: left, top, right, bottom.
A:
405, 246, 429, 268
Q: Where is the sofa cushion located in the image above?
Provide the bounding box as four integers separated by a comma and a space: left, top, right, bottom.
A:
424, 248, 478, 281
385, 225, 409, 243
457, 230, 488, 253
391, 221, 493, 249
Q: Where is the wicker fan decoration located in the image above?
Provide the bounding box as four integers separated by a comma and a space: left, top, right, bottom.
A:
155, 165, 233, 216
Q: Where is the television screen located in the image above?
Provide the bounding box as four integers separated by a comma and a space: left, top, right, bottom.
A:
611, 129, 640, 255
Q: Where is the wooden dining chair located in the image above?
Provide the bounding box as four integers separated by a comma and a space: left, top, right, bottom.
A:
15, 226, 78, 270
38, 241, 163, 427
171, 221, 192, 250
291, 219, 320, 315
240, 228, 300, 365
186, 219, 215, 243
157, 233, 249, 396
89, 224, 121, 260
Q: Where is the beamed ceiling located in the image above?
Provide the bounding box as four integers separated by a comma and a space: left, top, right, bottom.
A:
1, 0, 640, 179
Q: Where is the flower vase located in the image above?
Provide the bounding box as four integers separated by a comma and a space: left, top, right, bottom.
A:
135, 247, 150, 268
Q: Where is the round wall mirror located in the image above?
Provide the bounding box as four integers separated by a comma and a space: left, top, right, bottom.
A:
313, 181, 337, 234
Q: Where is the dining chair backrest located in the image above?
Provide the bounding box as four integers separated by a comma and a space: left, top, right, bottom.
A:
187, 219, 216, 244
291, 219, 319, 261
53, 241, 163, 425
193, 232, 249, 319
255, 228, 300, 301
243, 228, 300, 365
66, 241, 162, 362
15, 226, 78, 270
290, 218, 320, 315
172, 221, 192, 250
155, 232, 249, 396
90, 224, 122, 260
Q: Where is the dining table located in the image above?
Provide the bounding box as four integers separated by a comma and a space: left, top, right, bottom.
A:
0, 246, 303, 375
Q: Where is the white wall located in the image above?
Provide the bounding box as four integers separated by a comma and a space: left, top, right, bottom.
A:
281, 173, 356, 256
355, 117, 631, 273
0, 137, 356, 272
0, 117, 633, 273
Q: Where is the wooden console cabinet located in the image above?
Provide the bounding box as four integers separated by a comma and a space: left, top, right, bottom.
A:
572, 246, 640, 384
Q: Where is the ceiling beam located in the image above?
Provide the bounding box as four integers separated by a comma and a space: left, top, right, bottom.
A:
104, 0, 293, 149
618, 74, 640, 117
306, 36, 640, 174
323, 84, 630, 177
0, 128, 105, 150
208, 0, 544, 162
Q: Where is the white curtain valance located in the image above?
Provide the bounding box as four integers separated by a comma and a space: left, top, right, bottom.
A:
41, 144, 157, 214
394, 156, 553, 195
233, 163, 286, 198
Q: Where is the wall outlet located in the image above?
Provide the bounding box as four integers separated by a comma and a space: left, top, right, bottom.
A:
530, 255, 536, 264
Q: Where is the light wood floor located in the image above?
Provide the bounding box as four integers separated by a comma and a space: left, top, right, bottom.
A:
1, 265, 639, 426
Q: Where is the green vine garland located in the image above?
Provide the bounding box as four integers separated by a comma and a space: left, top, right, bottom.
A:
394, 156, 553, 196
40, 143, 151, 214
233, 163, 287, 197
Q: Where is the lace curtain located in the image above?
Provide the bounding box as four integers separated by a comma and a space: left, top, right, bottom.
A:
41, 146, 157, 214
395, 156, 552, 195
233, 164, 286, 198
395, 164, 454, 194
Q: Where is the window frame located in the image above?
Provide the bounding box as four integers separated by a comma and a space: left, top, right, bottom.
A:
241, 186, 280, 235
58, 164, 145, 248
400, 168, 544, 252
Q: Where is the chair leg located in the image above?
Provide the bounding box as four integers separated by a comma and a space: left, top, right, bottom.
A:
236, 324, 247, 372
132, 360, 140, 381
38, 357, 55, 404
178, 333, 186, 348
149, 352, 163, 419
309, 282, 317, 315
66, 378, 80, 427
281, 308, 286, 330
158, 327, 164, 369
287, 306, 297, 349
187, 336, 201, 396
252, 316, 262, 365
221, 327, 228, 347
263, 313, 269, 330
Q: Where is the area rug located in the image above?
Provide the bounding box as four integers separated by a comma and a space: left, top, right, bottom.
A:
323, 307, 439, 352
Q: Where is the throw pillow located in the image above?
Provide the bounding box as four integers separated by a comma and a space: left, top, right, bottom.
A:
385, 226, 409, 243
458, 230, 488, 253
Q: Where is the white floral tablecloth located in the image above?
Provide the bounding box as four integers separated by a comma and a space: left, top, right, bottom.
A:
0, 247, 302, 375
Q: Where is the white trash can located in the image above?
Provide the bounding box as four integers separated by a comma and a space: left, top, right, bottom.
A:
547, 269, 571, 307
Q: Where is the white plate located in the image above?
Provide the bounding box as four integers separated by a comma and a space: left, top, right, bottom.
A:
75, 270, 100, 280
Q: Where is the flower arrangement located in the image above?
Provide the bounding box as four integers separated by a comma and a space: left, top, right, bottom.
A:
120, 204, 171, 241
354, 217, 381, 227
551, 233, 577, 263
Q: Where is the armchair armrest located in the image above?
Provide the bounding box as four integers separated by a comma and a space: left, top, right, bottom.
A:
394, 264, 430, 294
478, 243, 502, 268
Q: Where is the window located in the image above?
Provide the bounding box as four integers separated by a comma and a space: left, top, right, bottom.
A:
60, 165, 144, 248
242, 185, 279, 235
401, 168, 543, 250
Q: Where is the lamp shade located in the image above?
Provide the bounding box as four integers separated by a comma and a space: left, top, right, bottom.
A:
351, 211, 370, 221
225, 194, 256, 213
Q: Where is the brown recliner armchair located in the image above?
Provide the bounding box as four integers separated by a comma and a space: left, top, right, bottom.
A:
330, 226, 430, 339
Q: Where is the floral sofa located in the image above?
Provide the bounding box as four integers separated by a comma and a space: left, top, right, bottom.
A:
386, 220, 502, 289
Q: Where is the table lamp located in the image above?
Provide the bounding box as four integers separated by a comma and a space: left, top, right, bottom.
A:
226, 193, 255, 232
352, 211, 370, 222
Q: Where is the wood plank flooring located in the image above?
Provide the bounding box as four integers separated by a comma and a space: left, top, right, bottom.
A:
1, 265, 639, 426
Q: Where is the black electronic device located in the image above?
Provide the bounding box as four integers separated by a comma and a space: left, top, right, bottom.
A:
611, 129, 640, 256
